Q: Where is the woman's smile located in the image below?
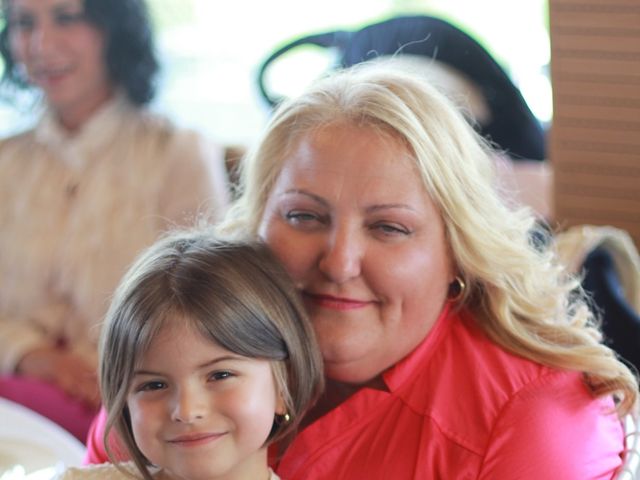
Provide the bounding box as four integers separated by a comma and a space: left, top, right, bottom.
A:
303, 292, 375, 311
32, 65, 71, 89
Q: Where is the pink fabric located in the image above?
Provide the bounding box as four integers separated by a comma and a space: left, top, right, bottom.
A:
83, 406, 129, 464
275, 308, 624, 479
85, 308, 625, 478
0, 376, 97, 443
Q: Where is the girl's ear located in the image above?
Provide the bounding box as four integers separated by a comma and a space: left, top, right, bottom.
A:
275, 390, 287, 416
271, 361, 290, 416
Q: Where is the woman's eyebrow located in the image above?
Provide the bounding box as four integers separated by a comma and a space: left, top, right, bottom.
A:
282, 190, 418, 213
53, 0, 83, 12
366, 203, 416, 213
282, 189, 330, 208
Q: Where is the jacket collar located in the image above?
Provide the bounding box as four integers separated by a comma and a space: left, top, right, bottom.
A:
33, 92, 135, 168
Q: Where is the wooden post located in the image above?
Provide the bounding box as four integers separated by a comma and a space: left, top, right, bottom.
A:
548, 0, 640, 248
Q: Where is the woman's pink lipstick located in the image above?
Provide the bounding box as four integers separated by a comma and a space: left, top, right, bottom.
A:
304, 293, 371, 311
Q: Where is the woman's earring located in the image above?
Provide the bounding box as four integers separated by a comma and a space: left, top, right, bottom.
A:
448, 276, 466, 302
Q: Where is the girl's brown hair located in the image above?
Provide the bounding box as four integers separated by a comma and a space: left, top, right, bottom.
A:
99, 229, 324, 478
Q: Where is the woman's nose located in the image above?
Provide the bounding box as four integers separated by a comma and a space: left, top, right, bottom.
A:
318, 228, 362, 284
28, 22, 56, 56
171, 387, 206, 423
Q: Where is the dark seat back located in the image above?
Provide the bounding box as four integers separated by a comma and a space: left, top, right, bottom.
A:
583, 246, 640, 374
257, 15, 546, 161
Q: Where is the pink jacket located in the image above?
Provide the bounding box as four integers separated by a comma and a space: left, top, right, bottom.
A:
275, 307, 623, 479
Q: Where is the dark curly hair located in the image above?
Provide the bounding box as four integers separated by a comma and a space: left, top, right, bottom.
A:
0, 0, 159, 105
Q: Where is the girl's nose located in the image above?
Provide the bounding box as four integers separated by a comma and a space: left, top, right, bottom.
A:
318, 228, 362, 284
171, 387, 206, 423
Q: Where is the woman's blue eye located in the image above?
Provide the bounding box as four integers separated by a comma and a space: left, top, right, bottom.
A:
285, 211, 318, 223
372, 223, 411, 235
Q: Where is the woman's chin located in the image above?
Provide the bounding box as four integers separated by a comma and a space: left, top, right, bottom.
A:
322, 356, 382, 386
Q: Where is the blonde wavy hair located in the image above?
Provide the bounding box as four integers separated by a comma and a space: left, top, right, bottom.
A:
219, 61, 638, 415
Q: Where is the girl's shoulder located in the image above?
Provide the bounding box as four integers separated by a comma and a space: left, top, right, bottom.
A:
57, 462, 140, 480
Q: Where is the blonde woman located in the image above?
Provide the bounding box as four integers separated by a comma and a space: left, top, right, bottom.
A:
87, 63, 637, 479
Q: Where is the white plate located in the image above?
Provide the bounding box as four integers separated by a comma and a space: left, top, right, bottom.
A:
0, 398, 85, 479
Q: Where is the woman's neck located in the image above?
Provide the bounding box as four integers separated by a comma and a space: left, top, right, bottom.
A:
302, 376, 388, 428
55, 87, 115, 134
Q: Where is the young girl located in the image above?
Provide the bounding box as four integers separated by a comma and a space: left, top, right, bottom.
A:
58, 230, 324, 480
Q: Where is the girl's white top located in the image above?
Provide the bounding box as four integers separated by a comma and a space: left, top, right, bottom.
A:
56, 462, 281, 480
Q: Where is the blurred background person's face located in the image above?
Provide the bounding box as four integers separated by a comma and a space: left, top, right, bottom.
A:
7, 0, 113, 128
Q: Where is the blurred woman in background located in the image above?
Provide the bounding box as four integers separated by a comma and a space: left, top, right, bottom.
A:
0, 0, 229, 441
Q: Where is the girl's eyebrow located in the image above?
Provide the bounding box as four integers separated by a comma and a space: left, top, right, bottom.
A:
132, 355, 248, 376
196, 355, 248, 370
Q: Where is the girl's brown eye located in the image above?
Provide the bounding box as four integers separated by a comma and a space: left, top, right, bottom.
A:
209, 370, 234, 381
138, 381, 166, 392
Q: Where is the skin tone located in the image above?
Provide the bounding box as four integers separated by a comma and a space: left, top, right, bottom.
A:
128, 320, 284, 480
7, 0, 114, 131
258, 121, 454, 416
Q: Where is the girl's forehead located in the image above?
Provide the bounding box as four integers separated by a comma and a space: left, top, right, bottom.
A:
151, 314, 211, 344
134, 314, 208, 357
138, 322, 228, 366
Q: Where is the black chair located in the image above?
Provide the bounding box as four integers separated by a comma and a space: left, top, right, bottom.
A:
257, 15, 546, 161
583, 246, 640, 375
